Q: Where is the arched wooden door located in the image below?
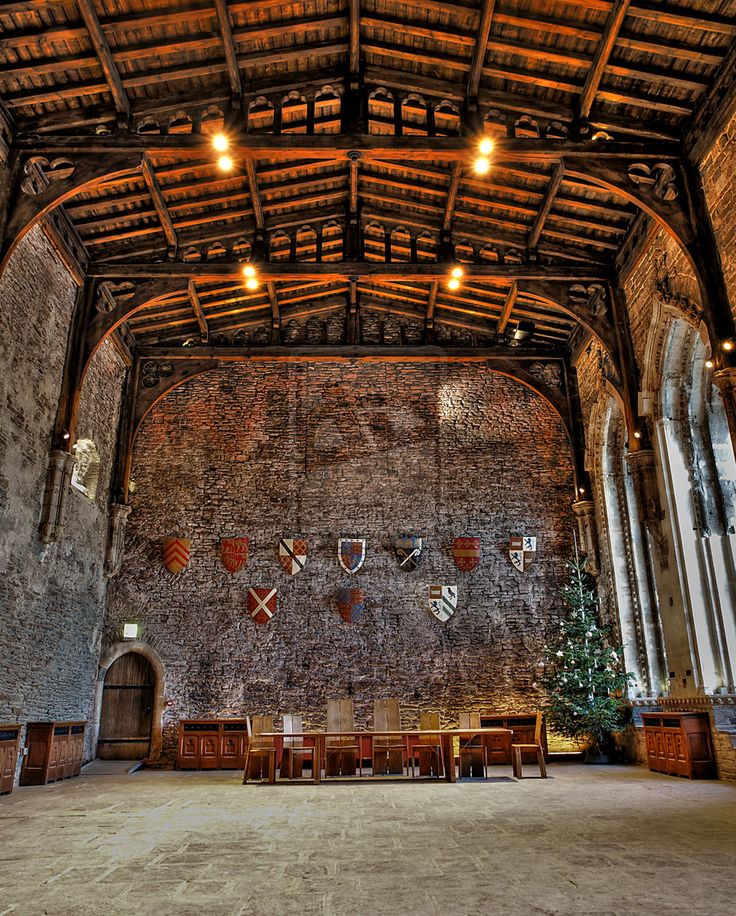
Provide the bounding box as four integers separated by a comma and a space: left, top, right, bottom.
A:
98, 652, 154, 759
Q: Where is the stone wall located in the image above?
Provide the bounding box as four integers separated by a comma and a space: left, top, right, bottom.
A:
105, 361, 576, 762
0, 226, 125, 771
701, 107, 736, 312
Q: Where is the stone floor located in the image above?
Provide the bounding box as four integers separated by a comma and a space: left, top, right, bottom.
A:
1, 764, 735, 916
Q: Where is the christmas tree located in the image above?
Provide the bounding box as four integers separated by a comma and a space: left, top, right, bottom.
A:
541, 552, 633, 758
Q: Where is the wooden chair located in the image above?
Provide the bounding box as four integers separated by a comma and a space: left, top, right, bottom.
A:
280, 714, 315, 779
458, 712, 487, 778
242, 715, 276, 784
410, 711, 444, 778
324, 698, 361, 777
372, 698, 405, 775
511, 712, 548, 779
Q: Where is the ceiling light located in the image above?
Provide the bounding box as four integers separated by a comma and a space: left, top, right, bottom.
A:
633, 431, 642, 440
450, 266, 464, 280
243, 264, 256, 278
478, 137, 494, 156
217, 154, 234, 172
473, 156, 490, 175
722, 339, 734, 352
245, 277, 259, 291
705, 358, 714, 369
447, 277, 461, 291
512, 319, 535, 342
212, 132, 229, 152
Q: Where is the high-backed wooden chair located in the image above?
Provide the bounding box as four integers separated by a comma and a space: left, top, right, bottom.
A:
324, 698, 361, 777
410, 711, 444, 778
511, 712, 548, 779
280, 714, 315, 779
372, 698, 404, 775
243, 715, 276, 784
458, 712, 487, 778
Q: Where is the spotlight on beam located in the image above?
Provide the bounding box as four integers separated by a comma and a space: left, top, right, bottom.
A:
512, 319, 535, 343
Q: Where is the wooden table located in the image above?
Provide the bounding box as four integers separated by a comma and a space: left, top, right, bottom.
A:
257, 728, 513, 785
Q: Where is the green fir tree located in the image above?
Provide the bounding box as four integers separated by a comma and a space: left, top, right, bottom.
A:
541, 553, 633, 757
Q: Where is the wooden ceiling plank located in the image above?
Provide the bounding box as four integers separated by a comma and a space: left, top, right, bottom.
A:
349, 0, 360, 76
578, 0, 632, 120
188, 278, 209, 343
75, 0, 130, 122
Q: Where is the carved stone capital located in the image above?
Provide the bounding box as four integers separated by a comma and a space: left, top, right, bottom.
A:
625, 448, 669, 569
39, 449, 75, 544
104, 503, 133, 578
572, 499, 599, 576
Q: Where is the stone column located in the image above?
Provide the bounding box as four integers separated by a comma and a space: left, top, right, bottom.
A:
625, 448, 668, 569
104, 503, 132, 578
39, 449, 75, 544
713, 367, 736, 464
572, 499, 599, 576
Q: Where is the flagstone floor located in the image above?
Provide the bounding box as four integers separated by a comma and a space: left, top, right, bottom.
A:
1, 764, 735, 916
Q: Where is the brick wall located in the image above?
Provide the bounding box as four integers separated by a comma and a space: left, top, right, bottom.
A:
0, 227, 125, 769
104, 360, 575, 763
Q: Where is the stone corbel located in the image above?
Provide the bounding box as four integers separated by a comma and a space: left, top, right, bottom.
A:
104, 503, 132, 578
572, 499, 600, 576
625, 448, 669, 570
39, 449, 75, 544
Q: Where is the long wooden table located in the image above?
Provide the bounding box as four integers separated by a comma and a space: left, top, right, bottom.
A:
255, 728, 513, 784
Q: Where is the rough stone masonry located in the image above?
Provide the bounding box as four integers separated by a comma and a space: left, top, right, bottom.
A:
105, 359, 575, 763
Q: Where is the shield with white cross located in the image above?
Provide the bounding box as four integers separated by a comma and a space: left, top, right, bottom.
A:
247, 588, 277, 624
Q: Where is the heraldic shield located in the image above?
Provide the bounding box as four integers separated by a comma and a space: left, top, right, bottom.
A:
429, 585, 457, 622
510, 536, 537, 572
220, 537, 248, 574
338, 538, 366, 574
163, 537, 191, 573
278, 538, 307, 576
336, 587, 366, 623
453, 537, 481, 572
248, 587, 277, 624
396, 535, 422, 571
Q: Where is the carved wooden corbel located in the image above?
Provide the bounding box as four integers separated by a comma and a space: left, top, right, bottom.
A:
39, 449, 75, 544
572, 499, 600, 576
104, 503, 132, 578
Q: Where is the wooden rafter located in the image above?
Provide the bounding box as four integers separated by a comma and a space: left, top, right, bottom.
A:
496, 281, 518, 335
141, 155, 178, 255
467, 0, 497, 100
213, 0, 242, 102
75, 0, 130, 122
187, 278, 209, 343
349, 0, 360, 76
578, 0, 632, 121
527, 162, 565, 252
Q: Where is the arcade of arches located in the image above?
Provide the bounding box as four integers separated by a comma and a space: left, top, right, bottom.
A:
1, 0, 736, 911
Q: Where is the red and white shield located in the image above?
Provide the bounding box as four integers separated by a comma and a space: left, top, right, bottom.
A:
453, 537, 480, 572
220, 537, 249, 574
336, 587, 366, 623
278, 538, 307, 576
163, 537, 191, 573
248, 587, 277, 624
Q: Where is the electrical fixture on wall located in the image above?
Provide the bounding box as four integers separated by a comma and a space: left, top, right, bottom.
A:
122, 623, 139, 639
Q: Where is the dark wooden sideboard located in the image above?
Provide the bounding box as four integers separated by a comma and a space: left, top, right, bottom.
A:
479, 713, 549, 764
177, 719, 248, 769
20, 722, 86, 786
0, 724, 22, 794
641, 712, 716, 779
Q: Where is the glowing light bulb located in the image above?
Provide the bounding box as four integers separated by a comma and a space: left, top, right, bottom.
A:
633, 431, 642, 439
245, 277, 259, 291
478, 137, 494, 156
243, 264, 256, 278
722, 339, 734, 352
217, 154, 234, 172
450, 266, 464, 280
447, 277, 461, 291
705, 358, 714, 369
473, 156, 490, 175
212, 132, 229, 152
